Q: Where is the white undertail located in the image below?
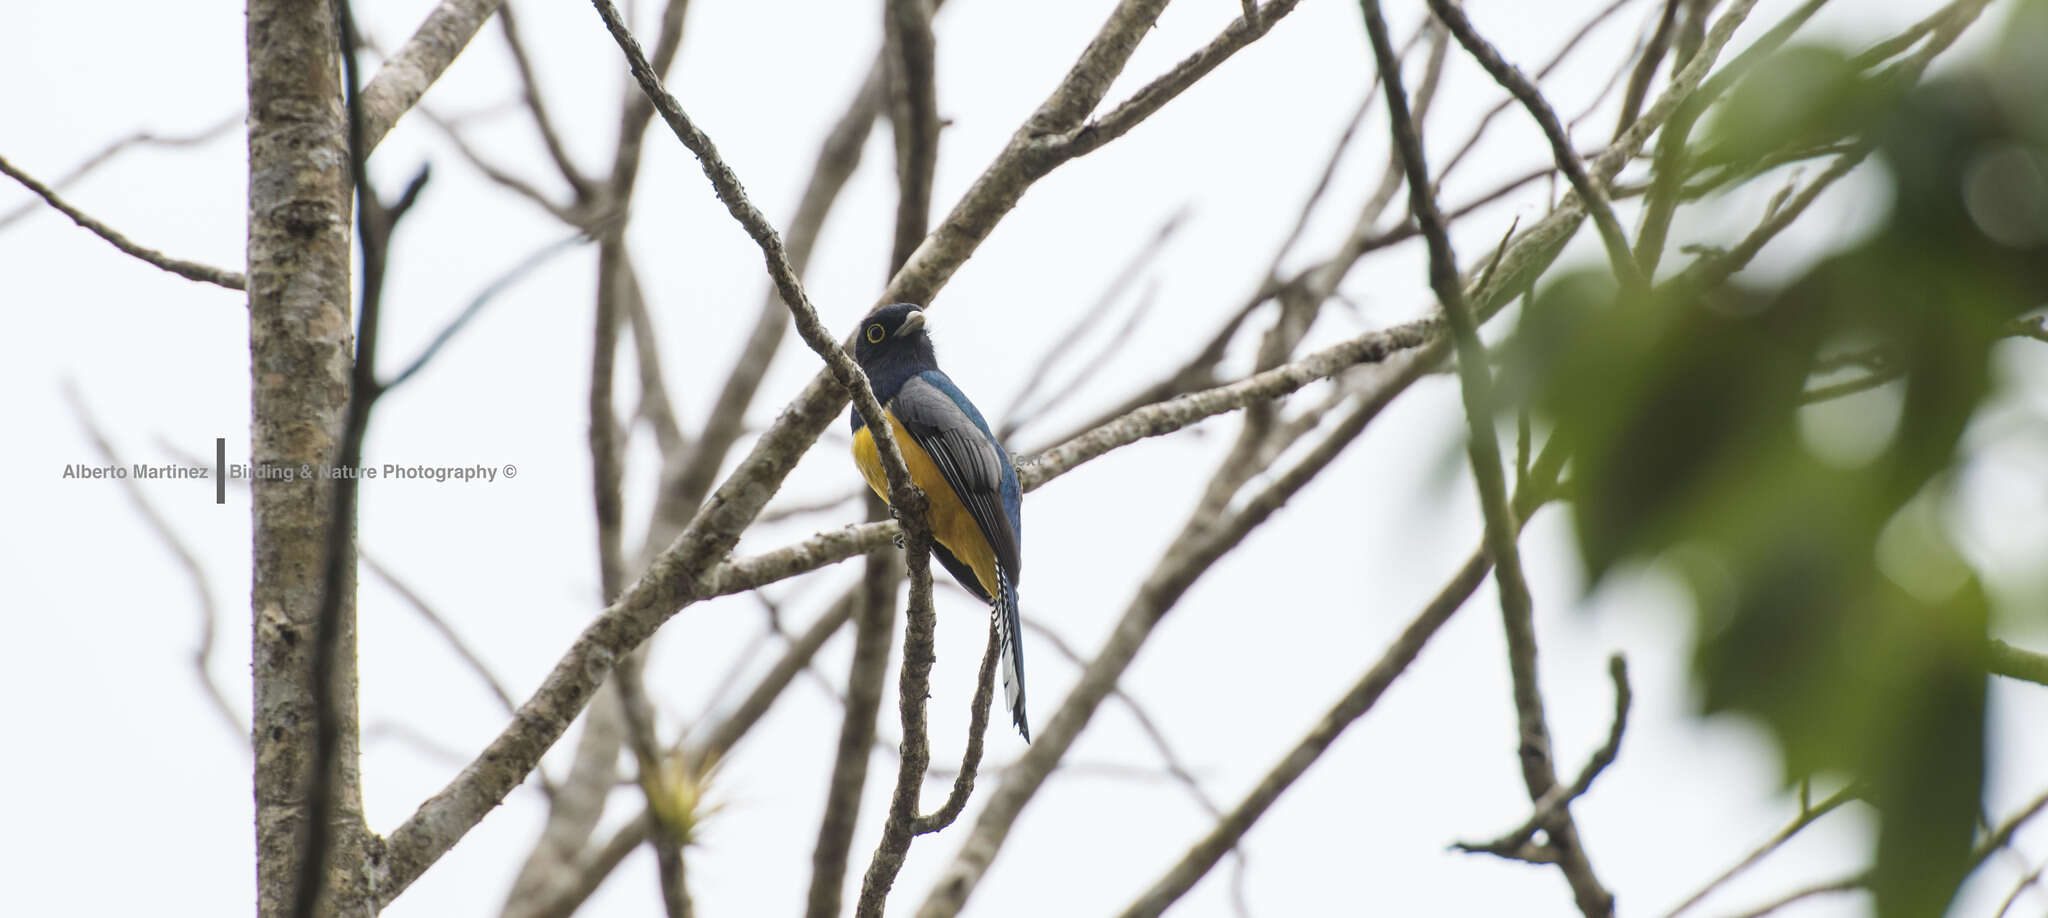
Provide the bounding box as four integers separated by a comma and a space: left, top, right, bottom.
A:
995, 567, 1028, 742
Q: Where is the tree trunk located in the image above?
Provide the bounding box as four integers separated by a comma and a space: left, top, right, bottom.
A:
247, 1, 369, 914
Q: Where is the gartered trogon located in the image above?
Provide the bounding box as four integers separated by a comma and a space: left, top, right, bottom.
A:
849, 303, 1029, 741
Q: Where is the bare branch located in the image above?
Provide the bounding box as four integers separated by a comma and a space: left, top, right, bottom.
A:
1062, 0, 1308, 159
1614, 0, 1682, 140
1456, 655, 1633, 860
653, 61, 886, 547
853, 514, 944, 917
519, 590, 858, 918
1662, 785, 1862, 918
358, 0, 506, 153
1437, 0, 1637, 196
384, 228, 594, 393
1993, 854, 2048, 918
1425, 0, 1643, 294
912, 629, 1000, 835
1973, 787, 2048, 871
692, 588, 862, 770
66, 384, 243, 739
362, 553, 519, 717
1119, 543, 1484, 916
0, 152, 245, 290
417, 106, 585, 224
621, 255, 688, 456
1001, 209, 1187, 439
497, 1, 593, 196
590, 0, 919, 509
516, 812, 656, 918
1991, 640, 2048, 687
1723, 874, 1868, 918
804, 535, 902, 918
1364, 3, 1611, 915
0, 114, 240, 231
884, 0, 1289, 306
614, 656, 693, 918
1121, 446, 1567, 917
1029, 316, 1439, 487
884, 0, 940, 273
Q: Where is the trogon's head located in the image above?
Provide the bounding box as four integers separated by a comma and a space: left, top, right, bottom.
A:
853, 303, 939, 396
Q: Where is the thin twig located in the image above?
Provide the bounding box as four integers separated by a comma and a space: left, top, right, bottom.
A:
911, 628, 1000, 835
0, 152, 245, 290
383, 228, 594, 392
1614, 0, 1682, 140
1002, 209, 1188, 439
1721, 874, 1868, 918
362, 554, 520, 716
65, 384, 243, 739
1456, 656, 1632, 859
1993, 853, 2048, 918
498, 1, 593, 196
1662, 786, 1862, 918
1438, 0, 1636, 186
0, 114, 240, 231
1425, 0, 1644, 295
417, 105, 584, 224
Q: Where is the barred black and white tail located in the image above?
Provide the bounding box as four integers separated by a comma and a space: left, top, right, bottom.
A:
994, 567, 1029, 742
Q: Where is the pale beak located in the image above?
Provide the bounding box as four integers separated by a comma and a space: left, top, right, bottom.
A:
895, 310, 926, 337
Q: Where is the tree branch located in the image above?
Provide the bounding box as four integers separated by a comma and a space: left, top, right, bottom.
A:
884, 0, 940, 273
804, 537, 902, 918
66, 384, 243, 738
1424, 0, 1644, 294
1991, 640, 2048, 687
912, 630, 1000, 836
590, 0, 919, 509
0, 152, 245, 290
0, 113, 240, 231
1662, 785, 1863, 918
1120, 446, 1567, 916
1455, 655, 1632, 860
1363, 3, 1611, 915
497, 1, 593, 196
358, 0, 506, 153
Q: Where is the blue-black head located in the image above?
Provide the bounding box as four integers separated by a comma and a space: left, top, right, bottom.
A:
852, 303, 938, 401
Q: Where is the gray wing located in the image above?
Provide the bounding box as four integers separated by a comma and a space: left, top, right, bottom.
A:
891, 376, 1022, 578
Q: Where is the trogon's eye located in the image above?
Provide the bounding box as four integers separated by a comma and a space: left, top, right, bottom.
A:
866, 324, 886, 343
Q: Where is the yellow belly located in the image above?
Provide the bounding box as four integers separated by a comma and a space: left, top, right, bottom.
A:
852, 414, 1000, 596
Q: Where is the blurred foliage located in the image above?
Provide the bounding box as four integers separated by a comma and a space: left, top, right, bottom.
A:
1513, 3, 2048, 915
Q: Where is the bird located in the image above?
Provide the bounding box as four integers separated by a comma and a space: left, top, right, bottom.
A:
849, 303, 1029, 741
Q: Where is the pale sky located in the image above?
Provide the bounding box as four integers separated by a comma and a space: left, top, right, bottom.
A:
4, 1, 2046, 916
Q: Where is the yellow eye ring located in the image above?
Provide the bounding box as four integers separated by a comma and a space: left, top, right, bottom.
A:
866, 324, 886, 343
